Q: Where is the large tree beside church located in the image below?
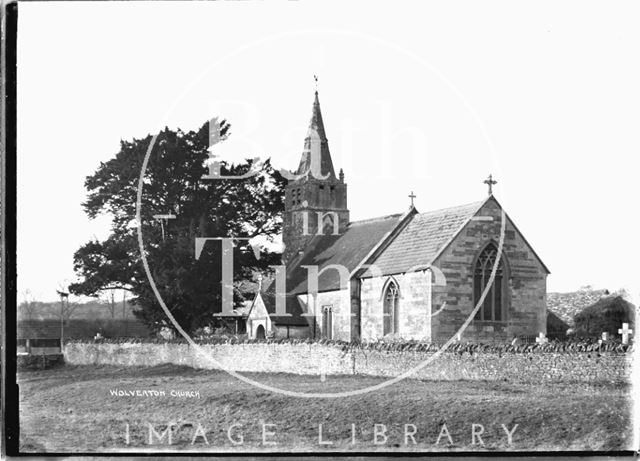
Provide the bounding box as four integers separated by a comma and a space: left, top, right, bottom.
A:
70, 120, 286, 334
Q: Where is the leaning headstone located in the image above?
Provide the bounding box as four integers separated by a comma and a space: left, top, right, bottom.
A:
598, 332, 608, 346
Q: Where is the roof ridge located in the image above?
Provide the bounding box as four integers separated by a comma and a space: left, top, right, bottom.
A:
348, 212, 404, 225
416, 199, 486, 217
347, 200, 486, 227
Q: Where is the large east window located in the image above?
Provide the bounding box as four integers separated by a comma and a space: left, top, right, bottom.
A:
473, 243, 507, 321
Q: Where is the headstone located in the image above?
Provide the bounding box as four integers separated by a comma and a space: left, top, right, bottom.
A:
320, 361, 327, 382
535, 332, 548, 345
618, 323, 633, 345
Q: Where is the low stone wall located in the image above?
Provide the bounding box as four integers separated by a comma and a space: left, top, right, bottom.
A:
350, 349, 631, 383
63, 342, 633, 384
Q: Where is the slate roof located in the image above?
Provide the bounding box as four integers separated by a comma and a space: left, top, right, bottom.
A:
257, 289, 310, 326
363, 200, 486, 276
260, 212, 404, 324
17, 321, 62, 339
288, 212, 405, 293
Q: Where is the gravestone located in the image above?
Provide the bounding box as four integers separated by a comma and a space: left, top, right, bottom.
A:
618, 323, 633, 345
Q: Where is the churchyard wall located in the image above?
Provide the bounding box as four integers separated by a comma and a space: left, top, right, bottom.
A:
64, 341, 633, 384
431, 198, 547, 342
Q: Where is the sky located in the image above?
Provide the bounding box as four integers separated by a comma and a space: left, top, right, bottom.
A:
16, 0, 640, 302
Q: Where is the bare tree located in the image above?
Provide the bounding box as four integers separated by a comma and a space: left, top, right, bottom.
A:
57, 281, 79, 322
63, 300, 80, 321
100, 288, 117, 319
20, 289, 39, 321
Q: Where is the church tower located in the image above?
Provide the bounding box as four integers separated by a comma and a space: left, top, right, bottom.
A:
282, 91, 349, 265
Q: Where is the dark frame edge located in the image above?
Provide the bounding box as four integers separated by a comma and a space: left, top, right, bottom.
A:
2, 0, 19, 457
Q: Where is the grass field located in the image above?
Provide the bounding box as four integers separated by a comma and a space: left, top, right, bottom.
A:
18, 364, 633, 453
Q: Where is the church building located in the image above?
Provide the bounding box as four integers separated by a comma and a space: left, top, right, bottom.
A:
247, 91, 549, 343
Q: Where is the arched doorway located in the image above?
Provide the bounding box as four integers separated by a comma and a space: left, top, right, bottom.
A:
255, 324, 266, 339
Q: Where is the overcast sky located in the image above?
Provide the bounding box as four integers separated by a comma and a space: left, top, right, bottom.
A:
17, 1, 639, 301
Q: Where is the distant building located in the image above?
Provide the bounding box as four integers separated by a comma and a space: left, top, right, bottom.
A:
17, 318, 152, 354
546, 287, 611, 328
18, 321, 62, 355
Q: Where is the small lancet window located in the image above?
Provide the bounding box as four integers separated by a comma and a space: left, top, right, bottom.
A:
383, 279, 400, 335
322, 306, 333, 339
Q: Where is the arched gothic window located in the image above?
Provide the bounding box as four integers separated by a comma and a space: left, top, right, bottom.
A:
474, 243, 506, 321
383, 279, 400, 335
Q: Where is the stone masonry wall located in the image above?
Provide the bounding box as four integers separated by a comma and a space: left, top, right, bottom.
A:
314, 289, 351, 341
360, 271, 431, 341
431, 198, 547, 342
64, 342, 632, 384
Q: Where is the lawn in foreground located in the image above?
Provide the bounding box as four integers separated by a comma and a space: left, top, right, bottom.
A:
18, 364, 632, 453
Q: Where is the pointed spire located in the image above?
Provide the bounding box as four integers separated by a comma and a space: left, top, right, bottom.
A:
295, 90, 336, 180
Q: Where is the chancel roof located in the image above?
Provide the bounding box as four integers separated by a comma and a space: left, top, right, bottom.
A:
363, 200, 486, 277
287, 212, 405, 294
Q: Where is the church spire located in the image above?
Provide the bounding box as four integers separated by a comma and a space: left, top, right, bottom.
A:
282, 85, 349, 265
295, 90, 336, 180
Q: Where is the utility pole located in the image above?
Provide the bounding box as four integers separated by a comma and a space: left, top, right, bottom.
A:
122, 291, 128, 337
56, 290, 69, 352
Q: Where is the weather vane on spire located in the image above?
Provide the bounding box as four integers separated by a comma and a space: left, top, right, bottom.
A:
314, 74, 318, 93
484, 174, 497, 195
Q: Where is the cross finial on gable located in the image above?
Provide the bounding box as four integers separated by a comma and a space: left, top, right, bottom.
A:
483, 174, 497, 196
408, 191, 416, 208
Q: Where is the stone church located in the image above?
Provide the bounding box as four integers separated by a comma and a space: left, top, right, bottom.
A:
247, 91, 549, 343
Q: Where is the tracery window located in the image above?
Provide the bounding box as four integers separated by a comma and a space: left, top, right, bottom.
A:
473, 243, 506, 321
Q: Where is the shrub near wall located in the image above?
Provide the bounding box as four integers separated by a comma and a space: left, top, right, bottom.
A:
17, 354, 64, 371
63, 339, 634, 385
